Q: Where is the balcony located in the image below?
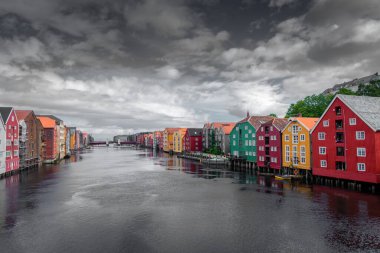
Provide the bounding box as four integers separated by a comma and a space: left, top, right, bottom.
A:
335, 120, 343, 130
336, 132, 344, 143
336, 147, 345, 156
265, 137, 270, 145
265, 147, 270, 156
265, 126, 269, 135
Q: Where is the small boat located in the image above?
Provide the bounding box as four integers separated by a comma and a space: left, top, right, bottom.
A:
275, 175, 292, 181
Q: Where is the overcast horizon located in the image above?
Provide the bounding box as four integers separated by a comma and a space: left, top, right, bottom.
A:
1, 0, 380, 140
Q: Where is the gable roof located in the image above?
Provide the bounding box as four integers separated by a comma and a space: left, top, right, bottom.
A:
271, 118, 289, 131
37, 116, 56, 128
220, 123, 236, 135
37, 115, 63, 123
164, 128, 180, 134
311, 94, 380, 133
248, 116, 274, 130
0, 107, 13, 123
15, 110, 33, 121
187, 128, 202, 136
282, 117, 319, 133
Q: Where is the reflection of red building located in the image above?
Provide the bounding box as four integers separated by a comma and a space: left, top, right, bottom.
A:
183, 128, 203, 152
311, 95, 380, 184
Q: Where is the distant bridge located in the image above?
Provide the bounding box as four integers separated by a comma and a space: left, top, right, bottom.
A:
89, 141, 137, 146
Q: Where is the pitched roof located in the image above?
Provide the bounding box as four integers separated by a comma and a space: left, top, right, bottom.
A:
164, 128, 180, 134
337, 94, 380, 131
212, 122, 235, 129
15, 110, 33, 121
187, 128, 202, 136
37, 115, 63, 123
220, 123, 236, 135
248, 116, 274, 130
272, 118, 289, 131
0, 107, 13, 123
295, 117, 319, 130
37, 116, 56, 128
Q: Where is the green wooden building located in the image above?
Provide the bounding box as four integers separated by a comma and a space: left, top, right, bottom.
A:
230, 115, 273, 163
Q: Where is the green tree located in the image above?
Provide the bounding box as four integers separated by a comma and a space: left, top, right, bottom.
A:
356, 80, 380, 97
285, 94, 334, 118
268, 113, 278, 118
336, 88, 356, 95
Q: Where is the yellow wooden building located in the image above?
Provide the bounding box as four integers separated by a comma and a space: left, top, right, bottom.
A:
173, 128, 187, 153
281, 117, 319, 174
163, 128, 179, 152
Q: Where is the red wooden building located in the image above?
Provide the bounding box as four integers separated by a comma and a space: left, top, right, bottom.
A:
37, 116, 59, 163
256, 118, 288, 173
311, 95, 380, 184
0, 108, 20, 172
183, 128, 203, 152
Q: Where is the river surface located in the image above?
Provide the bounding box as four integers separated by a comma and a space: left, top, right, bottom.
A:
0, 147, 380, 253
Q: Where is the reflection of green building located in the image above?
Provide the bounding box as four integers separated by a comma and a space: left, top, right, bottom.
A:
230, 115, 273, 162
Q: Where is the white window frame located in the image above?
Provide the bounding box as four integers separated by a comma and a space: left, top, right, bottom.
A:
357, 163, 366, 171
357, 147, 366, 157
356, 131, 365, 140
323, 120, 329, 127
285, 135, 289, 142
300, 134, 305, 141
349, 118, 357, 126
292, 125, 298, 134
300, 146, 306, 164
320, 160, 327, 168
292, 135, 298, 144
285, 145, 290, 162
319, 147, 326, 155
318, 132, 325, 140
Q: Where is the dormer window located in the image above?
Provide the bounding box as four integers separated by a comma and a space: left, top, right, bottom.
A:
335, 106, 342, 116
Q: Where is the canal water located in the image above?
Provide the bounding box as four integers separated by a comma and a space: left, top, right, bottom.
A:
0, 147, 380, 253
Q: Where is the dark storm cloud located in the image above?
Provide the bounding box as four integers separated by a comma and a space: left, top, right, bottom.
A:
0, 0, 380, 139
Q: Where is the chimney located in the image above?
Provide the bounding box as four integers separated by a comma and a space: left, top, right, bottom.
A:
297, 113, 302, 117
247, 111, 250, 118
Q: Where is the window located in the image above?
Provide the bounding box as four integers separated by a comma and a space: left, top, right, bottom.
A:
14, 150, 18, 157
292, 125, 298, 134
245, 134, 248, 138
357, 163, 366, 172
300, 134, 305, 141
336, 132, 344, 143
248, 130, 252, 134
260, 127, 263, 131
357, 148, 366, 157
292, 135, 298, 144
319, 147, 326, 155
6, 140, 11, 146
252, 152, 256, 156
11, 116, 14, 122
356, 131, 365, 140
335, 120, 343, 129
318, 132, 325, 140
320, 160, 327, 167
323, 120, 329, 127
349, 118, 356, 125
245, 140, 248, 146
273, 146, 277, 152
6, 151, 10, 157
271, 157, 277, 163
245, 126, 248, 130
336, 161, 346, 171
270, 126, 273, 131
335, 106, 342, 115
336, 147, 345, 156
248, 140, 252, 146
285, 145, 290, 162
233, 134, 236, 139
245, 151, 248, 155
273, 135, 276, 141
14, 139, 19, 146
252, 134, 255, 138
300, 146, 306, 164
285, 135, 289, 142
233, 140, 236, 146
292, 146, 298, 165
252, 140, 256, 146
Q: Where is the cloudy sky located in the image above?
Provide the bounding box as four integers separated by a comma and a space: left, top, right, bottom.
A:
0, 0, 380, 139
